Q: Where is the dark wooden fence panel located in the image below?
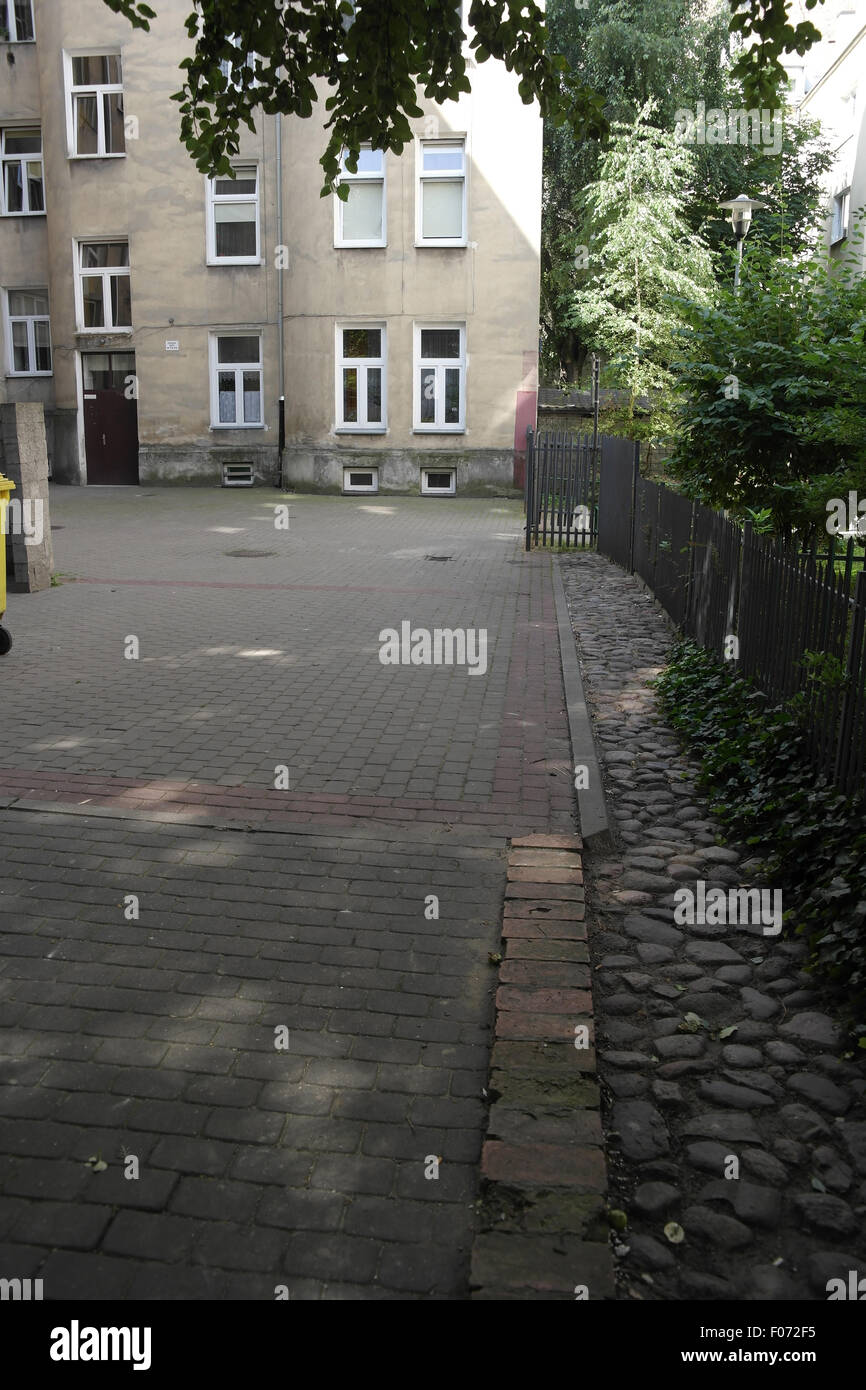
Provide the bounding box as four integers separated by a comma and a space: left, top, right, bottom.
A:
836, 570, 866, 794
524, 425, 865, 794
686, 503, 741, 658
654, 486, 694, 628
632, 477, 660, 595
596, 436, 636, 570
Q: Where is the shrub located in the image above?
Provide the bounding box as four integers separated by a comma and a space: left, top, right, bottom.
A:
655, 640, 866, 1041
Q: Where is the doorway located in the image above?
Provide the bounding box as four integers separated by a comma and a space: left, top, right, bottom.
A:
82, 351, 139, 484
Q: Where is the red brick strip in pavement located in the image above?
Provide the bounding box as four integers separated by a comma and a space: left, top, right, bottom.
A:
70, 576, 465, 597
470, 833, 614, 1300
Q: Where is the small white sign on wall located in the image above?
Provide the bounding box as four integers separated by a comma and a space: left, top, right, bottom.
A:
165, 340, 180, 352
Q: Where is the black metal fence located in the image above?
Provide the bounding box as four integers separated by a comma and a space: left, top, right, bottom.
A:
524, 429, 602, 550
525, 427, 866, 795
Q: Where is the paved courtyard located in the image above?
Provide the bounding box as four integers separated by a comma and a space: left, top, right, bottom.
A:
2, 490, 572, 831
0, 488, 577, 1299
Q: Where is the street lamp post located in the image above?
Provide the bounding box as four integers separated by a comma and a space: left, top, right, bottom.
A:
719, 194, 767, 293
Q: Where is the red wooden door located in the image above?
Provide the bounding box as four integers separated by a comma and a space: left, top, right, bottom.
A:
83, 353, 139, 484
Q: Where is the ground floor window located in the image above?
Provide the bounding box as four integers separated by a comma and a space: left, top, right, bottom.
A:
336, 323, 386, 431
343, 466, 379, 494
210, 334, 263, 427
5, 288, 51, 374
420, 468, 456, 495
414, 324, 465, 432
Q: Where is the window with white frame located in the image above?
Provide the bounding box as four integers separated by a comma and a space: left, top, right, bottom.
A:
421, 468, 456, 496
335, 147, 386, 247
1, 128, 43, 214
417, 139, 466, 245
1, 1, 34, 42
219, 34, 260, 90
207, 165, 260, 263
336, 324, 386, 431
831, 188, 850, 245
343, 467, 379, 494
66, 53, 125, 157
414, 324, 465, 431
77, 241, 131, 331
210, 334, 263, 427
5, 289, 51, 375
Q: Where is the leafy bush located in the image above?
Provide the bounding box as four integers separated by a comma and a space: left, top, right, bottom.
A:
655, 640, 866, 1039
667, 217, 866, 534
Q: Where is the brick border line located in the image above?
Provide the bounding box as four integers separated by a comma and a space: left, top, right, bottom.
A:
470, 833, 615, 1300
0, 772, 559, 836
68, 576, 464, 597
0, 796, 507, 849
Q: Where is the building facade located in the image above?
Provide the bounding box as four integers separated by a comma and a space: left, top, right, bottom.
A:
784, 2, 866, 270
0, 0, 542, 494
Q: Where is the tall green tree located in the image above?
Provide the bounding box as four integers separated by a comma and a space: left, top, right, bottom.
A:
568, 106, 717, 437
542, 0, 732, 383
540, 0, 832, 383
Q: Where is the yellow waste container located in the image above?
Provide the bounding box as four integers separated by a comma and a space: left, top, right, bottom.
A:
0, 471, 14, 655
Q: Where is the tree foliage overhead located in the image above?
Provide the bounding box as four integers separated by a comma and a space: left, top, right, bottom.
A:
102, 0, 826, 193
728, 0, 826, 107
100, 0, 607, 191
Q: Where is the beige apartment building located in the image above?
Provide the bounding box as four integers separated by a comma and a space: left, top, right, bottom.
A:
785, 2, 866, 270
0, 0, 542, 494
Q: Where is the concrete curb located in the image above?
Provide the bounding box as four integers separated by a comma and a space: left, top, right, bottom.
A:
551, 559, 612, 851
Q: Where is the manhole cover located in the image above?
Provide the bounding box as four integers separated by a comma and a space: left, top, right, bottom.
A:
224, 549, 277, 558
425, 555, 454, 561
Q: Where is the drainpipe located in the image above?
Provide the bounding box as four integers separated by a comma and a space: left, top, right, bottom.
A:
276, 112, 286, 488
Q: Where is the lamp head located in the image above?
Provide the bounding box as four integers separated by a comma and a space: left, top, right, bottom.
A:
719, 194, 768, 241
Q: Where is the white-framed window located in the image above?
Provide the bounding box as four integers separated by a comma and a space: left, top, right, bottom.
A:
65, 52, 125, 158
209, 333, 263, 428
4, 288, 51, 375
334, 146, 386, 248
76, 241, 131, 331
206, 165, 260, 264
416, 138, 467, 246
831, 187, 850, 245
421, 468, 456, 496
1, 127, 43, 214
413, 324, 466, 432
1, 1, 34, 42
219, 34, 261, 91
343, 466, 379, 494
335, 323, 386, 432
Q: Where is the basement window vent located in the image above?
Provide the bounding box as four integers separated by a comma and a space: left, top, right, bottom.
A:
343, 467, 379, 494
222, 463, 254, 487
421, 468, 456, 496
